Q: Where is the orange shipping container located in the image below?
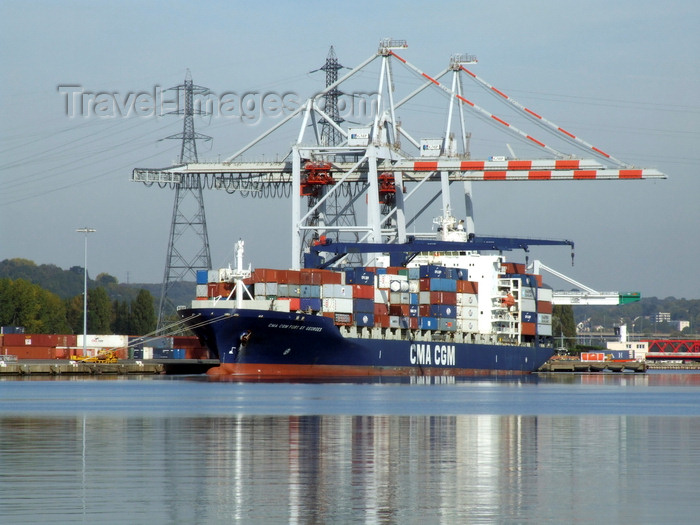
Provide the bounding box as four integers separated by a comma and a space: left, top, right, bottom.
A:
3, 346, 58, 359
430, 291, 457, 304
537, 301, 553, 314
374, 315, 390, 328
255, 268, 278, 282
521, 322, 537, 336
352, 284, 374, 300
457, 280, 479, 294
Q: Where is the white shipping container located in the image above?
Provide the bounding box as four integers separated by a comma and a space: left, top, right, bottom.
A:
334, 285, 353, 299
521, 298, 537, 312
419, 291, 431, 304
538, 324, 553, 336
334, 298, 354, 314
457, 293, 478, 306
457, 319, 478, 332
208, 270, 219, 283
390, 292, 410, 304
457, 306, 478, 320
142, 347, 153, 360
265, 282, 278, 296
377, 274, 392, 289
254, 283, 266, 297
408, 280, 420, 293
537, 287, 553, 302
537, 313, 552, 325
322, 298, 336, 312
78, 334, 128, 348
522, 287, 536, 300
196, 284, 208, 298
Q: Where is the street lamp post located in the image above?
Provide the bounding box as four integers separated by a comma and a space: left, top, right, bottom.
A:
76, 228, 96, 356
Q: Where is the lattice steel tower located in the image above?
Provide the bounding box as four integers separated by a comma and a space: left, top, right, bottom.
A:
306, 46, 360, 263
158, 70, 212, 331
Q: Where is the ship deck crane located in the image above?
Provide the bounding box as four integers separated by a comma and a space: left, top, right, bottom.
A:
530, 260, 641, 305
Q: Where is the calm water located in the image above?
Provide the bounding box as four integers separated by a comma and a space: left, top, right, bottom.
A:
2, 372, 700, 524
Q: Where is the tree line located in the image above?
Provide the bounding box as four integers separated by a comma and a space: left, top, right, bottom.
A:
0, 277, 156, 335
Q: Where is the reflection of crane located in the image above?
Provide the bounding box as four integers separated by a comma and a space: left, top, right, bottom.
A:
530, 260, 641, 305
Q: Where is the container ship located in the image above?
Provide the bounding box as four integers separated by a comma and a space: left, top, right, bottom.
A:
178, 214, 565, 377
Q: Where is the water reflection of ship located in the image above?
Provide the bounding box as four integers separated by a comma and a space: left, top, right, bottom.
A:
204, 414, 543, 520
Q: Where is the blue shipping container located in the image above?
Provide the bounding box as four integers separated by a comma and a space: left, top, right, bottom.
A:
408, 267, 421, 280
521, 311, 537, 323
420, 265, 447, 279
418, 317, 438, 330
353, 298, 375, 313
430, 304, 457, 318
196, 270, 209, 285
300, 298, 322, 311
356, 313, 375, 327
301, 285, 321, 298
430, 278, 457, 292
345, 268, 376, 285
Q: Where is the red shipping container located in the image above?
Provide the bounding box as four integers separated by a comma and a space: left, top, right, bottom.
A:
457, 280, 479, 294
255, 268, 278, 282
300, 269, 324, 285
352, 284, 374, 299
419, 278, 431, 291
319, 269, 342, 285
537, 301, 553, 314
374, 315, 390, 328
288, 298, 301, 311
521, 322, 536, 336
386, 267, 400, 275
504, 262, 526, 274
389, 304, 410, 316
286, 271, 301, 285
419, 305, 432, 317
4, 346, 57, 359
430, 291, 456, 304
185, 346, 213, 359
3, 334, 31, 346
173, 335, 203, 348
374, 303, 389, 316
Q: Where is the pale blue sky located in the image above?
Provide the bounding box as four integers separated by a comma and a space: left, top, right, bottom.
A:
1, 0, 698, 298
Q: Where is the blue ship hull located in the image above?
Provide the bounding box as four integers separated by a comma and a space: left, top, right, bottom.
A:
179, 306, 553, 377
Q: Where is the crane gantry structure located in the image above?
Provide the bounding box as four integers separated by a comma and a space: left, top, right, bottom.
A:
133, 38, 666, 274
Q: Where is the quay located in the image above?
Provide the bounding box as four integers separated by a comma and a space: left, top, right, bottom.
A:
0, 359, 219, 376
538, 360, 647, 373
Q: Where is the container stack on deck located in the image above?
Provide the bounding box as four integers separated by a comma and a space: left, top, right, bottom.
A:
196, 262, 553, 342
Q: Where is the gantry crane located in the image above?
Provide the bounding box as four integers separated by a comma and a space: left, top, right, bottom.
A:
132, 38, 665, 279
529, 260, 641, 305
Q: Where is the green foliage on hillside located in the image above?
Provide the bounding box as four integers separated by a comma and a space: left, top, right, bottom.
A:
574, 297, 700, 337
0, 259, 161, 336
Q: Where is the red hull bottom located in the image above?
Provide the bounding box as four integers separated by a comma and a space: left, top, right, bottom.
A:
206, 363, 531, 378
